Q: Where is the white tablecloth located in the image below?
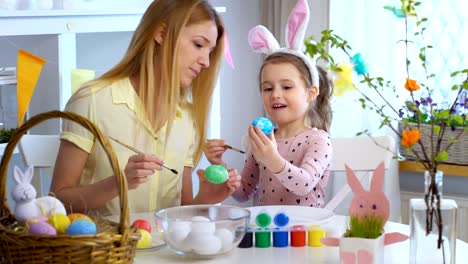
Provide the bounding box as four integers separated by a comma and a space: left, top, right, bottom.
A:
134, 214, 468, 263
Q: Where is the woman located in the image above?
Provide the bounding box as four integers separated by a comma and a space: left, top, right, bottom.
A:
50, 0, 240, 216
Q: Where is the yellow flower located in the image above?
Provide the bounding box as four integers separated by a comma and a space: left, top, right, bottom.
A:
401, 129, 421, 147
333, 62, 355, 97
404, 78, 421, 92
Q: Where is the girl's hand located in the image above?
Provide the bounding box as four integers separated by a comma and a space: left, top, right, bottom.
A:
204, 139, 227, 166
249, 126, 285, 173
124, 154, 163, 189
196, 168, 241, 204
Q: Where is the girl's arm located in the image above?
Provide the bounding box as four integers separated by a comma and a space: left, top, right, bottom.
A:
231, 153, 260, 203
204, 139, 228, 167
273, 136, 332, 196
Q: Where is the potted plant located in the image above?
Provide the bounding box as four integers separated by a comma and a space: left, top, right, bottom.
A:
0, 127, 18, 155
321, 162, 408, 264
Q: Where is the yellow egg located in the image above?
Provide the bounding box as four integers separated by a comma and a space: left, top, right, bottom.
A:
137, 229, 152, 248
48, 213, 71, 234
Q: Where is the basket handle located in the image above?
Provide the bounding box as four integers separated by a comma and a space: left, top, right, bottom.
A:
0, 110, 130, 234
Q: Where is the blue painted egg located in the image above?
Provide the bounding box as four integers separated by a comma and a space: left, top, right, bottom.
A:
66, 219, 97, 235
252, 117, 273, 135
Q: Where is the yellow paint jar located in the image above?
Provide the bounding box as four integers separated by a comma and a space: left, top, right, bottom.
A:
308, 224, 324, 247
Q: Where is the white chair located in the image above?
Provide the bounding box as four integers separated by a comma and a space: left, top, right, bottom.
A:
324, 136, 396, 216
18, 135, 60, 197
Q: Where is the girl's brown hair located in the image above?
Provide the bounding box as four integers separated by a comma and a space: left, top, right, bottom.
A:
75, 0, 224, 164
260, 53, 333, 132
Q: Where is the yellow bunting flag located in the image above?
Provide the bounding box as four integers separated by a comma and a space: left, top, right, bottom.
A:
71, 68, 95, 95
17, 49, 46, 126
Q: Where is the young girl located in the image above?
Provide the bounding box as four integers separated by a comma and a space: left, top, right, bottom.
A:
204, 0, 332, 207
50, 0, 241, 216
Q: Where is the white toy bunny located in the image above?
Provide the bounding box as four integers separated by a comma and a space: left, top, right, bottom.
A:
11, 165, 66, 222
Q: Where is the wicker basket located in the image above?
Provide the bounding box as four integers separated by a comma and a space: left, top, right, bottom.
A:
0, 111, 140, 263
399, 122, 468, 165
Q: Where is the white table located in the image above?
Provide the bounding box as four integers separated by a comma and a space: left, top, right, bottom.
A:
134, 214, 468, 263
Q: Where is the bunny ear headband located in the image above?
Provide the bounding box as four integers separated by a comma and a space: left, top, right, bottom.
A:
248, 0, 320, 91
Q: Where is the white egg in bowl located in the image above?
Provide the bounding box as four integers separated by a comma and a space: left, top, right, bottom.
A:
154, 205, 250, 257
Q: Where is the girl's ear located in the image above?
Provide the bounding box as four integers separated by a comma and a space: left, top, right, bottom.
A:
307, 85, 319, 102
153, 23, 167, 45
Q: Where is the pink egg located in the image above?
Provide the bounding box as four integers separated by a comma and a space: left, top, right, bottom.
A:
29, 221, 57, 235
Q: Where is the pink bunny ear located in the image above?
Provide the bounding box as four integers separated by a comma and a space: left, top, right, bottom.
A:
248, 25, 280, 54
345, 164, 364, 194
285, 0, 310, 50
224, 32, 234, 69
370, 161, 386, 192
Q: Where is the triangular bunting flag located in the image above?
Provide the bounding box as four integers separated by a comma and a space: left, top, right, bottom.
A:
71, 68, 95, 95
17, 49, 46, 126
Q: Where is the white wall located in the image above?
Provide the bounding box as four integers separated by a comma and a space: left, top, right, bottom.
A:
193, 0, 264, 206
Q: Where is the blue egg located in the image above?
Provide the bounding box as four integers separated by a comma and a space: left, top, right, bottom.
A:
66, 219, 97, 235
252, 117, 273, 135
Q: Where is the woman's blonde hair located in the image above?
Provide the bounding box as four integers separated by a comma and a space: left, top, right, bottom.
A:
259, 53, 333, 132
77, 0, 224, 164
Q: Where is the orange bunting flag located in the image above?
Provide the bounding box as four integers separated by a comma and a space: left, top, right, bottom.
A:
17, 49, 46, 126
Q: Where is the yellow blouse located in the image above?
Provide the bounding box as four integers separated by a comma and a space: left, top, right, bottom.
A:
61, 78, 196, 216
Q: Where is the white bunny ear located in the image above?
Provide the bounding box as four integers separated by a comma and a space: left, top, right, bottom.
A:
248, 25, 280, 55
25, 166, 34, 184
285, 0, 310, 50
370, 161, 386, 192
345, 164, 365, 194
13, 166, 24, 184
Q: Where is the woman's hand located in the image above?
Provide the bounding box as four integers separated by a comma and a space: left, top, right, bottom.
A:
204, 139, 227, 166
195, 168, 241, 204
124, 154, 164, 189
249, 125, 285, 173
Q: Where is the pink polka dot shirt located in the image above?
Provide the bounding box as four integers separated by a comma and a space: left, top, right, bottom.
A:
232, 128, 332, 207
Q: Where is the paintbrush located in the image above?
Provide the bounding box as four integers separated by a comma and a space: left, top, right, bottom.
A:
224, 144, 245, 154
108, 136, 178, 175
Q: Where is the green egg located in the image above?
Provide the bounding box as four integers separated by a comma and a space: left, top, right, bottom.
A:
205, 165, 229, 184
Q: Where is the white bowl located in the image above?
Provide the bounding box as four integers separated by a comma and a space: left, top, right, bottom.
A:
154, 205, 250, 257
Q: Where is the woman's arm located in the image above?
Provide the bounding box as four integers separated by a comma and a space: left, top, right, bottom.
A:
181, 166, 241, 205
51, 140, 164, 212
50, 140, 119, 212
181, 166, 194, 205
